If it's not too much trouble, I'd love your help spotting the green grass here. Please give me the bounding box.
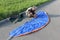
[0,0,50,21]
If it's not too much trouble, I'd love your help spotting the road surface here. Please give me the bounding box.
[0,0,60,40]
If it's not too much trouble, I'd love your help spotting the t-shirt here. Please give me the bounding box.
[25,7,32,16]
[26,7,36,16]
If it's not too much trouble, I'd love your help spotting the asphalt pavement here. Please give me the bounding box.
[0,0,60,40]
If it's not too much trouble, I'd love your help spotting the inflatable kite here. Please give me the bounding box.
[7,11,50,40]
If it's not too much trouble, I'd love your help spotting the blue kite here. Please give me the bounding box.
[7,11,50,40]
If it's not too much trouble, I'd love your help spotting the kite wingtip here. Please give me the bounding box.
[7,36,13,40]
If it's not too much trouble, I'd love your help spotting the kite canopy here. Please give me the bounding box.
[9,11,50,37]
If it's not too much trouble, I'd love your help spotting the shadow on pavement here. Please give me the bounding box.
[49,14,60,18]
[0,19,12,27]
[37,0,56,10]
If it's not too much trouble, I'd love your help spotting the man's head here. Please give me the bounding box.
[32,6,37,11]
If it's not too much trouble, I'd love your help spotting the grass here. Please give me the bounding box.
[0,0,50,21]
